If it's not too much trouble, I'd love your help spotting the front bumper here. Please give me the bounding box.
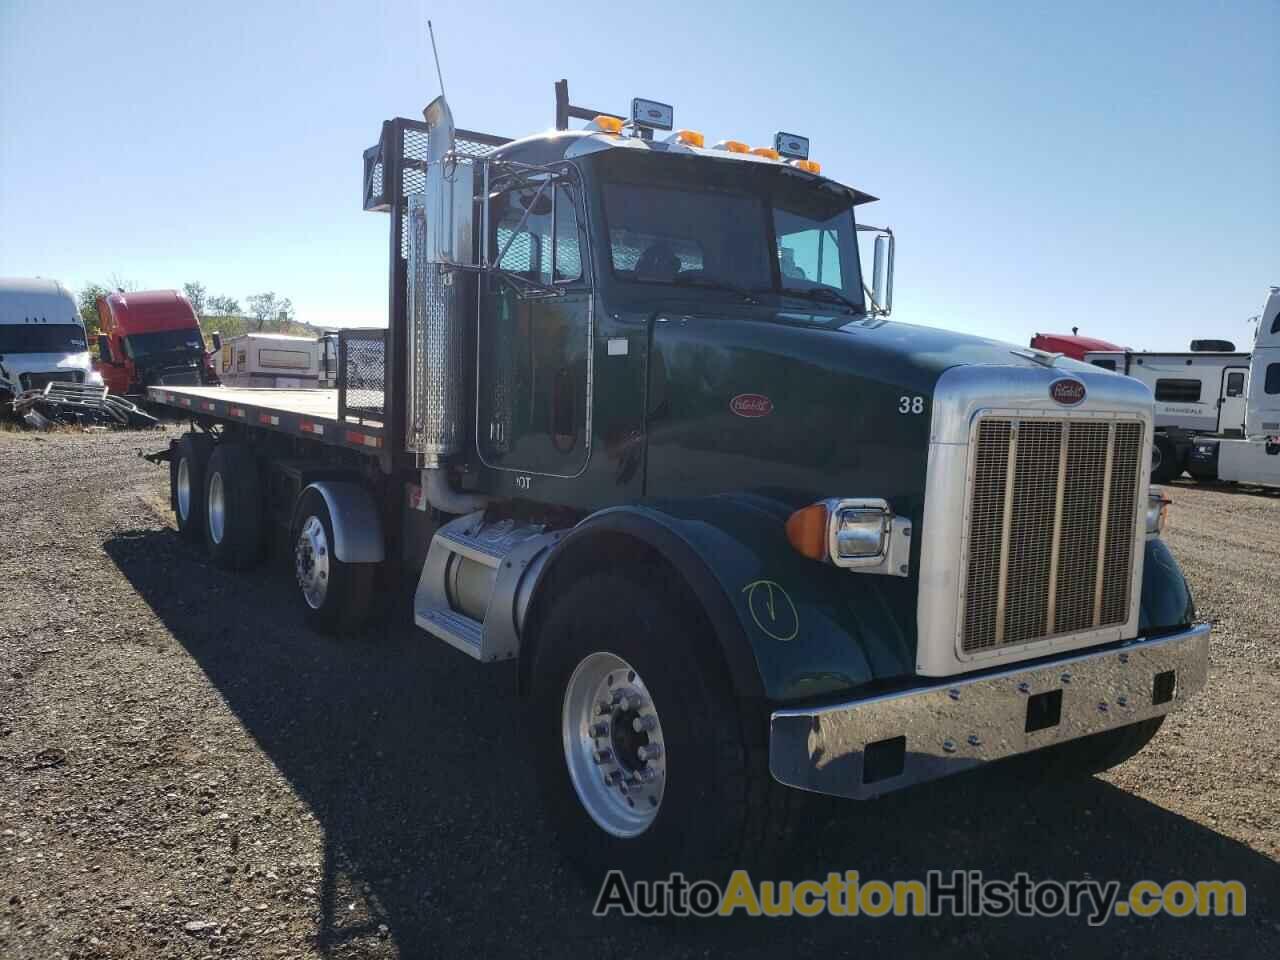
[770,623,1209,799]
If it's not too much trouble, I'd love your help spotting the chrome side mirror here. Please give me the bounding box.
[871,231,894,315]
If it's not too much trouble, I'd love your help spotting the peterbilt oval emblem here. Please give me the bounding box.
[1050,379,1086,406]
[730,394,773,418]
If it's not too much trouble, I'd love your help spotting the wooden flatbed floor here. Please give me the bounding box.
[148,385,387,453]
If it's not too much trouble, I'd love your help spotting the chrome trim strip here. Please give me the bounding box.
[1045,420,1070,634]
[1092,421,1117,627]
[770,623,1210,800]
[993,421,1019,646]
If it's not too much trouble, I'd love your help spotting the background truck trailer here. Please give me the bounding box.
[0,277,98,405]
[1085,343,1251,481]
[94,289,218,396]
[217,332,325,388]
[146,83,1207,880]
[1183,287,1280,487]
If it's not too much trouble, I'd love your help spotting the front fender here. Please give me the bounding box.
[539,495,917,704]
[1139,537,1196,632]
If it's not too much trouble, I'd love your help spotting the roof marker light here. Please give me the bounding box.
[789,159,822,174]
[751,147,781,160]
[589,115,624,134]
[668,129,705,148]
[713,139,750,153]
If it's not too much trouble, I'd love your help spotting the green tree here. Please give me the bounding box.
[207,294,240,316]
[183,281,208,316]
[246,292,278,330]
[78,283,110,336]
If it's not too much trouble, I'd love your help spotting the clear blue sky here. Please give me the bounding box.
[2,1,1275,348]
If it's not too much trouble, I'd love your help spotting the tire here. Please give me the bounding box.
[203,443,264,570]
[170,433,214,543]
[529,569,796,883]
[290,488,374,634]
[1151,437,1182,483]
[1009,716,1165,782]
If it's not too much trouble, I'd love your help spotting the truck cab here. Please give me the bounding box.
[0,277,97,405]
[94,289,216,396]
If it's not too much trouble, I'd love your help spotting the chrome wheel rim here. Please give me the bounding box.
[294,516,329,610]
[207,471,226,544]
[176,458,191,523]
[562,652,666,838]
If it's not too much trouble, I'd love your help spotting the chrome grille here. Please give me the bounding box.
[961,417,1145,654]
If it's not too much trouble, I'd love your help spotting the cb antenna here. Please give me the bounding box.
[427,20,447,100]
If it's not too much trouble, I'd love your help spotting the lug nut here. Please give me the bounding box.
[603,771,622,787]
[637,744,662,762]
[591,722,609,738]
[632,715,657,733]
[634,767,657,783]
[594,749,614,765]
[596,702,612,716]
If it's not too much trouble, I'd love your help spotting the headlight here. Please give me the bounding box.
[1146,489,1171,538]
[86,370,104,386]
[785,497,912,577]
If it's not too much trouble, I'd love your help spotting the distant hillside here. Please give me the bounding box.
[201,314,326,343]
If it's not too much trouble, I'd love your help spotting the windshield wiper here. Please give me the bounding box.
[670,275,758,303]
[769,285,862,312]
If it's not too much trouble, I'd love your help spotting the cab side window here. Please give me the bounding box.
[777,225,842,287]
[492,183,583,284]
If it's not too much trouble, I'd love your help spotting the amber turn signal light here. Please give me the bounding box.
[785,502,830,561]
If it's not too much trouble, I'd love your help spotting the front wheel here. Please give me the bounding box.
[290,489,374,634]
[530,570,795,883]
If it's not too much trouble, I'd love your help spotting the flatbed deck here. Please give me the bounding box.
[148,385,386,453]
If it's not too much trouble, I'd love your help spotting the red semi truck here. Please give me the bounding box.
[94,290,219,396]
[1030,331,1126,361]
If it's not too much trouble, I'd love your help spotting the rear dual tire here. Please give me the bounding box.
[203,443,264,570]
[170,433,215,542]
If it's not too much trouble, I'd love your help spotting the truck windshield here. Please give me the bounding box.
[600,154,865,312]
[124,328,204,360]
[0,324,87,354]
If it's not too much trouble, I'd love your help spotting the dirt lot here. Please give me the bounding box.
[1,426,1277,960]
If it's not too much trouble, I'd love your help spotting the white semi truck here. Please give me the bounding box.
[1178,287,1280,487]
[0,277,100,409]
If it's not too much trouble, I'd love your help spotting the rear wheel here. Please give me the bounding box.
[170,433,214,543]
[203,443,264,570]
[290,489,374,634]
[530,570,795,883]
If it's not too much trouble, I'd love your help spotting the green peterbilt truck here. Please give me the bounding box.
[148,83,1208,879]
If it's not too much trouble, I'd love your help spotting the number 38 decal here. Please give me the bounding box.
[899,395,926,415]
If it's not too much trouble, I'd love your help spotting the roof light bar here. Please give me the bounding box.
[751,146,781,160]
[713,139,750,153]
[790,159,821,174]
[774,132,810,160]
[668,129,705,148]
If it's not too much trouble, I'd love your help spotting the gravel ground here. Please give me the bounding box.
[0,426,1277,960]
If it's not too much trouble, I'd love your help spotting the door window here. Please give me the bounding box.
[1226,372,1245,397]
[492,182,583,284]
